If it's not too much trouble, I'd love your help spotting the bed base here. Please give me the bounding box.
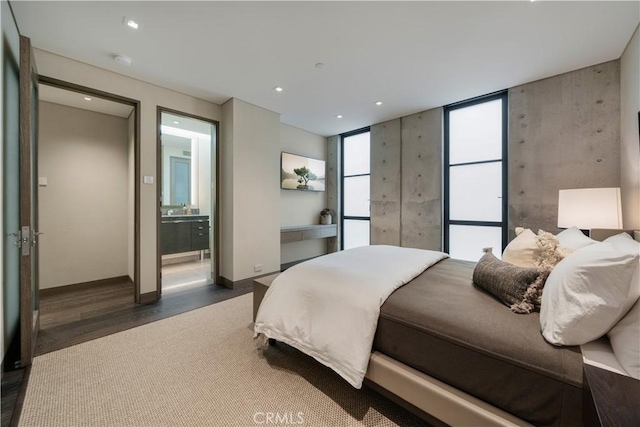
[365,352,532,427]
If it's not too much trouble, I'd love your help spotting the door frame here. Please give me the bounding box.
[156,106,221,298]
[37,75,143,304]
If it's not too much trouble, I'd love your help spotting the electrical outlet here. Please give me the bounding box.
[254,264,263,273]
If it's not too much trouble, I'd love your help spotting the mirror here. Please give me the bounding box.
[160,112,214,215]
[161,134,192,206]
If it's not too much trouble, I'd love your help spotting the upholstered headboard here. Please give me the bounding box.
[589,229,639,242]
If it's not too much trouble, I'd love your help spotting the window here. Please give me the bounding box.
[341,128,371,250]
[444,92,508,262]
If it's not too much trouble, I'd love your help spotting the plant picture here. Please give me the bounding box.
[281,152,326,192]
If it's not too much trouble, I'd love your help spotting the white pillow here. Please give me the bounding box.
[604,232,640,254]
[604,233,640,379]
[540,242,639,346]
[556,227,597,253]
[608,300,640,379]
[503,228,538,268]
[604,233,640,298]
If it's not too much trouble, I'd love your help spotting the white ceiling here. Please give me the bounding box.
[13,1,639,137]
[39,84,134,118]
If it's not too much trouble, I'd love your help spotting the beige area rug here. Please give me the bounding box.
[20,294,426,427]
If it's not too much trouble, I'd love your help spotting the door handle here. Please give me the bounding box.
[33,231,44,246]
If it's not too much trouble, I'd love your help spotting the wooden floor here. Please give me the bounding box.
[36,278,252,356]
[1,369,25,427]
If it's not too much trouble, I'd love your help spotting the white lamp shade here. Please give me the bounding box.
[558,188,623,229]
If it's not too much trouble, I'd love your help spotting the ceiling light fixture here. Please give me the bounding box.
[375,101,382,106]
[127,20,139,29]
[173,120,180,125]
[336,115,343,119]
[274,86,284,92]
[84,96,92,101]
[114,55,133,66]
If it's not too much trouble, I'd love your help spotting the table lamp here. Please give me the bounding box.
[557,188,623,232]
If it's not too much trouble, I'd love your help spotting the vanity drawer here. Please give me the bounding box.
[191,231,210,250]
[190,220,209,232]
[161,221,192,254]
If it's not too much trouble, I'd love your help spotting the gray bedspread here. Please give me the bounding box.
[375,258,583,426]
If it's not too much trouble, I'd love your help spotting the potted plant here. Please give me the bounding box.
[320,208,334,225]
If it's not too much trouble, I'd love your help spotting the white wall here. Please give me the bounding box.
[280,124,328,264]
[620,26,640,230]
[196,138,212,216]
[39,101,129,289]
[34,49,222,295]
[221,98,280,281]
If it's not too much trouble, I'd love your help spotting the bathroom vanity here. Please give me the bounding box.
[160,215,210,255]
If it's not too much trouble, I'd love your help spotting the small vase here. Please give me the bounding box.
[320,214,332,225]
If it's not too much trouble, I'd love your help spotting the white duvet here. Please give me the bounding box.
[254,245,448,388]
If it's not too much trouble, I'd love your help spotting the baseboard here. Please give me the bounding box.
[39,276,133,298]
[139,291,158,304]
[220,271,279,290]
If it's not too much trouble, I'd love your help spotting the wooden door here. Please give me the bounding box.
[19,35,39,367]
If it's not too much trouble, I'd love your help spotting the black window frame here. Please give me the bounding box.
[340,126,371,251]
[443,90,509,255]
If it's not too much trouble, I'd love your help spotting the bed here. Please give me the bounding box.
[371,259,581,426]
[254,230,639,426]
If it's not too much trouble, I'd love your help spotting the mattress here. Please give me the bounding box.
[375,258,583,426]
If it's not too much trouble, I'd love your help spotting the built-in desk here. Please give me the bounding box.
[280,224,337,244]
[280,224,338,270]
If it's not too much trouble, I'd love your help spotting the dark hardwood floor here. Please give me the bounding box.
[1,369,25,427]
[36,278,252,356]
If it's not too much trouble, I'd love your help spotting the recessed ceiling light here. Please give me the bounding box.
[114,55,133,66]
[84,96,92,101]
[127,20,139,29]
[336,115,343,119]
[315,63,324,69]
[274,86,284,92]
[375,101,382,106]
[173,120,180,125]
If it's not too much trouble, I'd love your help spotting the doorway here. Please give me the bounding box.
[35,77,141,337]
[157,108,219,295]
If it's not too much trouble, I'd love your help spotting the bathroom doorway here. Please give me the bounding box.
[157,108,219,295]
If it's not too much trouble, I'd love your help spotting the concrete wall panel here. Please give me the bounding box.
[509,60,621,235]
[401,108,442,250]
[370,119,401,245]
